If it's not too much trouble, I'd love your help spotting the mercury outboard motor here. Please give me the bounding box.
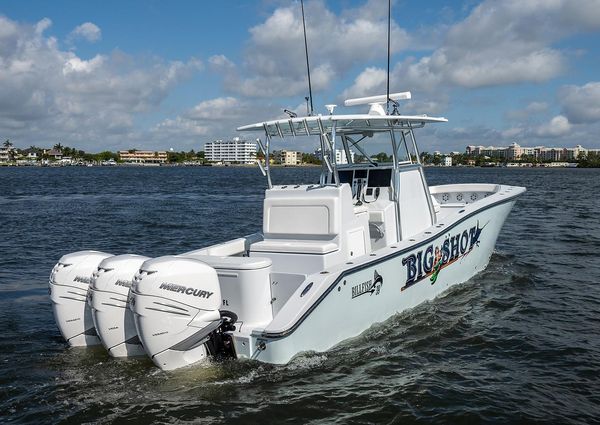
[49,250,113,346]
[88,254,149,357]
[131,256,232,370]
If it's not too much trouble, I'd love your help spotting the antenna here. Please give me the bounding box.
[301,0,314,116]
[386,0,391,114]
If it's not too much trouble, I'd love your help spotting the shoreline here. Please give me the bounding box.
[1,163,597,169]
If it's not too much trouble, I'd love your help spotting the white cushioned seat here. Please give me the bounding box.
[251,239,338,254]
[250,184,370,272]
[181,254,272,270]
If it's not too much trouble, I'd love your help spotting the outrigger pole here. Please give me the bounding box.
[386,0,391,114]
[301,0,314,116]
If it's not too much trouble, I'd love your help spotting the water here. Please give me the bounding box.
[1,166,599,424]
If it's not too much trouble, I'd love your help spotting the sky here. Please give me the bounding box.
[1,0,600,153]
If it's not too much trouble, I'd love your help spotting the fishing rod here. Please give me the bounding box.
[301,0,314,116]
[386,0,391,114]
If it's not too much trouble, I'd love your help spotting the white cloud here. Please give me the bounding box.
[506,101,549,120]
[442,48,564,88]
[341,67,387,99]
[221,0,411,98]
[501,127,524,138]
[62,55,105,74]
[69,22,102,43]
[560,82,600,124]
[35,17,52,35]
[535,115,572,137]
[525,102,549,114]
[208,54,234,70]
[344,0,600,100]
[153,117,209,138]
[0,16,202,150]
[186,97,241,120]
[150,96,288,148]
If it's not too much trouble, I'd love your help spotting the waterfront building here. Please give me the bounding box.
[315,148,355,164]
[335,149,355,164]
[45,149,63,160]
[0,146,15,163]
[443,156,452,167]
[466,143,600,161]
[465,145,507,158]
[24,150,39,160]
[119,150,167,164]
[564,145,588,160]
[204,137,256,164]
[273,150,302,166]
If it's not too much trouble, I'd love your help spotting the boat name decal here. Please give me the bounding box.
[401,221,487,290]
[159,282,214,299]
[115,279,132,288]
[352,270,383,299]
[73,276,92,284]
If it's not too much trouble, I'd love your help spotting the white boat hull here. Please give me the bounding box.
[243,196,518,364]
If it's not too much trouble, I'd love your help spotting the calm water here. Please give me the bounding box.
[1,166,599,424]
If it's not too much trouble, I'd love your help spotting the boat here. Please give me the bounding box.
[49,92,525,370]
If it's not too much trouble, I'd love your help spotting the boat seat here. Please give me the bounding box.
[181,254,272,270]
[364,187,398,250]
[250,184,370,272]
[251,239,338,254]
[183,233,264,257]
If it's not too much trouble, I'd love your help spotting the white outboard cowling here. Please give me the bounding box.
[131,256,224,370]
[49,251,113,346]
[88,254,149,357]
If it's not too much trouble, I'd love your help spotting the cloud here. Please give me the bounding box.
[150,96,288,148]
[501,127,524,138]
[341,67,387,99]
[69,22,102,43]
[0,15,202,150]
[185,96,241,120]
[62,55,105,74]
[535,115,572,137]
[208,54,234,70]
[152,117,209,140]
[344,0,600,100]
[506,101,549,120]
[220,0,411,98]
[560,82,600,124]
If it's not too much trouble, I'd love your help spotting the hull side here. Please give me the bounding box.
[251,199,516,364]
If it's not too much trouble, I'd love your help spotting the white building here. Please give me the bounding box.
[443,156,452,167]
[0,146,14,163]
[205,137,256,164]
[315,148,356,164]
[336,149,355,164]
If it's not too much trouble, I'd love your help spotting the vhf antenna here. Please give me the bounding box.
[386,0,391,114]
[301,0,314,116]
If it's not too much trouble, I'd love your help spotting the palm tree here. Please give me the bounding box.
[53,142,63,152]
[3,139,12,148]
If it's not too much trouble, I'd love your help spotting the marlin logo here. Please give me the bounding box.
[351,270,384,299]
